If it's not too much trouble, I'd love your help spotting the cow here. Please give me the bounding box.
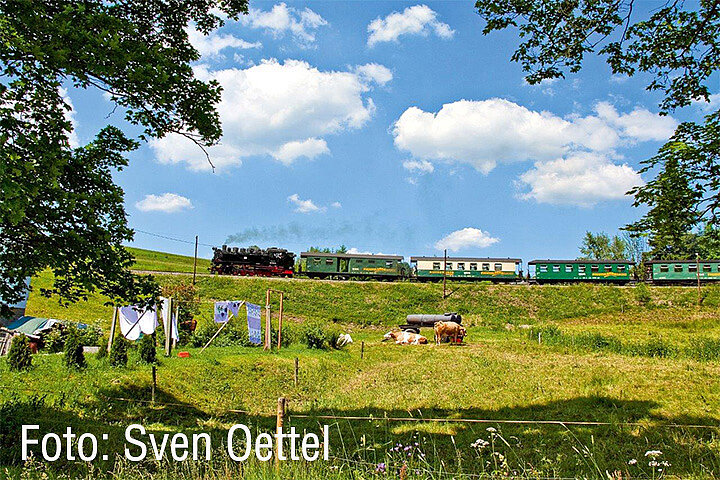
[383,330,428,345]
[433,321,466,345]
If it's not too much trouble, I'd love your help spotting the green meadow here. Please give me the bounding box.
[4,249,720,479]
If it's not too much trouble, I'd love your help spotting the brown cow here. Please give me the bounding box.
[433,321,466,345]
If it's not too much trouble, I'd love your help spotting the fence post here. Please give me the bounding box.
[276,397,286,470]
[361,341,365,359]
[151,365,157,404]
[107,307,118,354]
[294,357,299,386]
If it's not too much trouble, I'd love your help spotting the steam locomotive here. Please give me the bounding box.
[210,245,295,277]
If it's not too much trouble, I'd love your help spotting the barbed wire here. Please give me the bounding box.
[132,229,215,248]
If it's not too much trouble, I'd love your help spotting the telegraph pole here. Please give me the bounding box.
[696,252,701,305]
[193,235,199,285]
[443,249,448,299]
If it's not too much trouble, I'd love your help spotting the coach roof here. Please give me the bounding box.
[300,252,403,261]
[410,257,521,263]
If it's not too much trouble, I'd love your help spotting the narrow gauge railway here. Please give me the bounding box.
[208,245,720,285]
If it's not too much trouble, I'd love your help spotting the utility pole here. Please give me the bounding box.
[193,235,199,285]
[696,252,701,305]
[443,249,448,299]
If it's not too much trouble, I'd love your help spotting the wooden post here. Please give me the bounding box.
[275,397,286,470]
[265,290,271,351]
[151,365,157,404]
[696,252,702,305]
[107,307,118,353]
[277,293,284,350]
[164,298,172,357]
[294,357,299,386]
[361,341,365,359]
[443,249,448,299]
[193,235,199,285]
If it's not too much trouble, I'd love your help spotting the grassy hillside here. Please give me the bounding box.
[11,250,720,478]
[127,246,211,273]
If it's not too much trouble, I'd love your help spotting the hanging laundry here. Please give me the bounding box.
[118,305,158,341]
[159,297,180,341]
[227,300,243,317]
[246,303,262,345]
[214,301,230,323]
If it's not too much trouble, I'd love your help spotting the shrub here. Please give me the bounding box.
[109,337,128,367]
[6,335,32,371]
[43,327,65,353]
[302,323,328,349]
[96,337,108,360]
[635,283,653,306]
[138,334,157,364]
[63,327,86,369]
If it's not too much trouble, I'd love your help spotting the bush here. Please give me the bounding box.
[43,327,65,353]
[96,337,108,360]
[6,335,32,371]
[301,322,343,350]
[109,337,128,368]
[138,334,157,364]
[63,327,86,369]
[635,283,653,306]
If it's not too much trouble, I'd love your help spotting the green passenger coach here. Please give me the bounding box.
[647,259,720,283]
[529,259,633,283]
[411,257,521,282]
[300,252,409,280]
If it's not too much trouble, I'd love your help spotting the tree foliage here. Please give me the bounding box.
[578,231,628,260]
[108,336,128,368]
[476,0,720,257]
[63,326,86,370]
[0,0,248,315]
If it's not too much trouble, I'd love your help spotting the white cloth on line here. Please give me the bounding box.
[119,305,158,341]
[159,297,180,341]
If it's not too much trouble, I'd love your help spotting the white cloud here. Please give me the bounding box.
[331,202,342,208]
[354,63,393,86]
[392,98,676,174]
[697,93,720,112]
[186,27,261,58]
[402,159,434,174]
[59,87,80,148]
[517,152,644,207]
[240,3,328,47]
[151,59,386,170]
[288,194,325,214]
[274,138,329,165]
[367,4,454,47]
[434,228,499,252]
[135,193,194,213]
[594,101,677,142]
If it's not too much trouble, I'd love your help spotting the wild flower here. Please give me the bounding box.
[628,458,637,465]
[486,427,497,433]
[472,438,490,449]
[645,450,662,458]
[375,462,386,474]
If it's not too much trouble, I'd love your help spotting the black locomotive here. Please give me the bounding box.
[210,245,295,277]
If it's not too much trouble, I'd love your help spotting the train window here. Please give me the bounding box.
[433,262,441,269]
[494,263,502,271]
[385,261,393,267]
[313,258,321,265]
[591,265,599,272]
[688,264,698,272]
[703,264,712,272]
[604,265,612,272]
[539,265,548,273]
[660,265,669,272]
[552,265,560,272]
[445,263,453,270]
[578,265,586,274]
[470,263,477,270]
[482,263,490,271]
[325,259,334,265]
[368,259,375,264]
[674,264,683,272]
[457,263,465,270]
[618,265,626,272]
[565,265,573,272]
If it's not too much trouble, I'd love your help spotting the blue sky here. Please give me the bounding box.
[64,1,718,264]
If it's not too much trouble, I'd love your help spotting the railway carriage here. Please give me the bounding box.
[410,256,521,282]
[300,252,410,280]
[647,259,720,283]
[529,259,633,283]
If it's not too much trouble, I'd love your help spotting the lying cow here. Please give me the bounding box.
[434,321,466,345]
[383,330,428,345]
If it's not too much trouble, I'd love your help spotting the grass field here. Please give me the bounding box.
[126,247,211,273]
[5,251,720,479]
